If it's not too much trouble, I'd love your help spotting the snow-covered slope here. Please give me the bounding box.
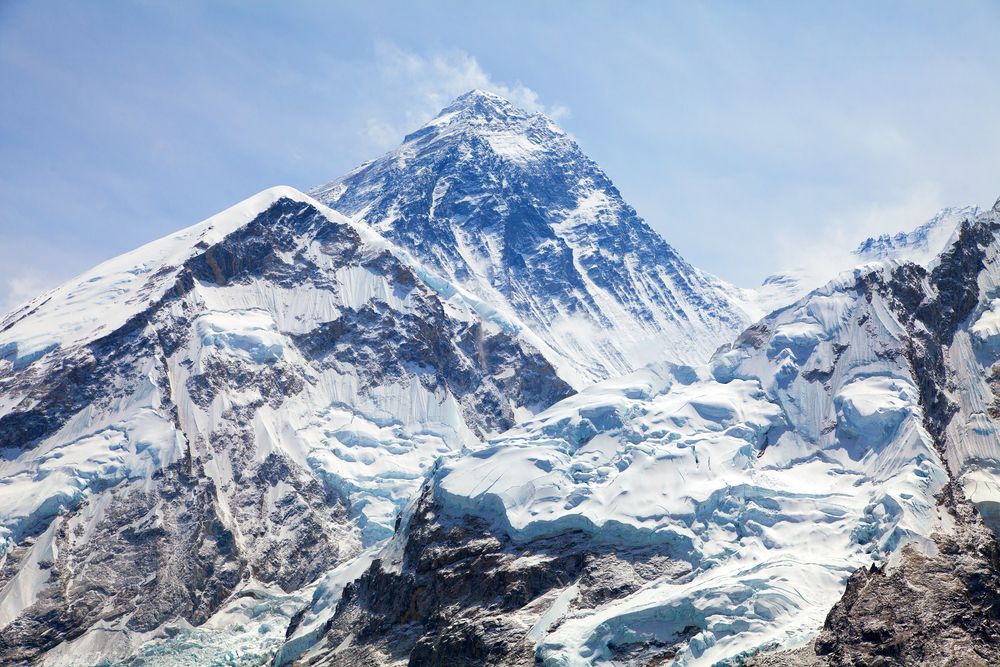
[312,90,757,386]
[295,204,1000,665]
[0,187,572,664]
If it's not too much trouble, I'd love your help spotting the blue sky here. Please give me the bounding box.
[3,1,1000,310]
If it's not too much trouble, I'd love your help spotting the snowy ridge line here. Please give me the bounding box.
[0,179,576,664]
[2,186,305,357]
[753,204,993,315]
[0,185,561,383]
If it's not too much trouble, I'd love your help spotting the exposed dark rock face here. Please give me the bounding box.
[814,492,1000,667]
[0,312,158,451]
[0,464,244,665]
[290,300,572,437]
[301,488,689,666]
[858,218,1000,452]
[186,355,306,408]
[773,215,1000,666]
[187,197,359,290]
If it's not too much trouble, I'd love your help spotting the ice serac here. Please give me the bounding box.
[297,206,1000,665]
[312,90,757,386]
[0,187,572,664]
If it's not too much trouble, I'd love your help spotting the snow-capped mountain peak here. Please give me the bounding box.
[12,86,1000,667]
[312,91,756,386]
[417,88,550,129]
[397,90,567,166]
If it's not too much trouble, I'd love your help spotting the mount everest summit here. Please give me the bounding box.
[312,91,760,386]
[1,90,999,666]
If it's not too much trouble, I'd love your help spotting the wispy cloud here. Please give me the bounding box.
[1,270,57,314]
[359,43,569,151]
[375,42,568,118]
[767,183,947,288]
[830,184,946,246]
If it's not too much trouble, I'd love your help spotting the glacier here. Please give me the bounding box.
[305,256,957,664]
[283,204,1000,666]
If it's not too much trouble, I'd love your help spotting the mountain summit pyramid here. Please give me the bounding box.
[313,90,757,386]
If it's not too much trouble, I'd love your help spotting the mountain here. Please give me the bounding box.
[312,90,758,386]
[287,203,1000,665]
[0,187,573,663]
[4,87,1000,667]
